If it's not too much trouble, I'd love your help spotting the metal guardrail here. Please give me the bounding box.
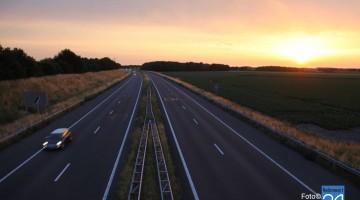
[225,105,360,177]
[128,122,150,200]
[148,85,174,200]
[0,100,80,144]
[150,120,174,200]
[128,86,174,200]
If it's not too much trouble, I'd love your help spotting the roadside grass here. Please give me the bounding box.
[157,72,360,172]
[117,74,180,199]
[0,69,129,139]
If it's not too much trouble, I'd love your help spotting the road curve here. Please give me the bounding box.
[147,72,360,200]
[0,73,142,200]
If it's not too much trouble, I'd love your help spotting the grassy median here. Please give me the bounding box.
[117,74,180,199]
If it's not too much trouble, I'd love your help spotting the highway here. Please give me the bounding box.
[0,73,142,200]
[1,71,359,200]
[147,72,360,200]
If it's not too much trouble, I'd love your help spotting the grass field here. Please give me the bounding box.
[164,71,360,130]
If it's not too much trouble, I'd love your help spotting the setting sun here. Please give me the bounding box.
[274,35,330,64]
[1,0,359,67]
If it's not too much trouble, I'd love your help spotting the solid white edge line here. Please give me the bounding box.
[54,163,71,182]
[214,144,224,155]
[69,77,133,129]
[151,76,200,200]
[0,148,44,182]
[0,77,132,183]
[94,126,101,134]
[166,76,318,195]
[102,76,143,200]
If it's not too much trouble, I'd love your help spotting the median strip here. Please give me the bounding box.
[117,74,180,200]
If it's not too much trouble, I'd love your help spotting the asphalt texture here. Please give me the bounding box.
[147,72,360,200]
[0,73,142,200]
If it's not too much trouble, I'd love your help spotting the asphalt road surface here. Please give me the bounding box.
[147,72,360,200]
[0,73,142,200]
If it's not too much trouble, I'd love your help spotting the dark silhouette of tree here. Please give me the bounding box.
[0,45,40,79]
[317,68,338,73]
[141,61,230,71]
[54,49,83,73]
[39,58,64,75]
[256,66,307,72]
[0,45,121,80]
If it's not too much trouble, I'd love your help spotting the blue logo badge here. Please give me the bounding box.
[322,185,344,200]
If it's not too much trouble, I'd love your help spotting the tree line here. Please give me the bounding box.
[232,66,360,72]
[141,61,230,71]
[0,45,121,80]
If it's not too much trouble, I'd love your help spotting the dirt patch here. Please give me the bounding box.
[297,124,360,144]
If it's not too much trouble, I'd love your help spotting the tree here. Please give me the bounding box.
[141,61,230,71]
[0,46,40,80]
[0,45,122,80]
[54,49,83,73]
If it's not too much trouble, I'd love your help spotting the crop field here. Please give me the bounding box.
[164,71,360,130]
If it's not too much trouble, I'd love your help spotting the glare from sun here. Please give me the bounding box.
[275,35,329,64]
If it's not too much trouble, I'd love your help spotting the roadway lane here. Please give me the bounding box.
[0,72,142,200]
[147,72,360,200]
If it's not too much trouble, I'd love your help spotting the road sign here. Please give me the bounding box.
[22,91,48,114]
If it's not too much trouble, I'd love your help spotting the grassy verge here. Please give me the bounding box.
[0,69,129,139]
[156,73,360,176]
[117,74,180,199]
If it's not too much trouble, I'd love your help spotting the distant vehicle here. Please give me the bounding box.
[43,128,73,150]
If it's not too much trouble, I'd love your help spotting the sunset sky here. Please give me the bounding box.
[1,0,359,68]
